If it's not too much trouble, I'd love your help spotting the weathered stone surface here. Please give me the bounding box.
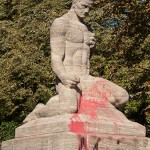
[16,110,145,138]
[2,1,150,150]
[23,0,129,124]
[2,132,150,150]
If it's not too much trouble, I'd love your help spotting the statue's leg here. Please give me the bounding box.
[37,95,61,117]
[96,77,129,108]
[34,84,80,117]
[23,103,45,123]
[23,84,81,124]
[56,83,80,114]
[23,95,59,123]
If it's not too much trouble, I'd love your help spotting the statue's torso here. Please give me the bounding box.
[64,19,90,76]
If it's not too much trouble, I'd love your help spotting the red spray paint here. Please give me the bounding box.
[68,78,124,149]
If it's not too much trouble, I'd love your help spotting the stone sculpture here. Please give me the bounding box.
[23,0,129,123]
[2,0,150,149]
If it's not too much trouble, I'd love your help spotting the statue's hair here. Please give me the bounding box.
[72,0,93,4]
[72,0,81,4]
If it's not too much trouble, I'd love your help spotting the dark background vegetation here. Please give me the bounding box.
[0,0,150,147]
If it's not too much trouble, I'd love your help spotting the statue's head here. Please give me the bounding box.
[71,0,93,18]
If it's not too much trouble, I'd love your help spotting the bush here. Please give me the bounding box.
[0,0,149,144]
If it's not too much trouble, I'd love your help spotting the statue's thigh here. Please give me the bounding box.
[100,78,129,106]
[90,76,129,107]
[57,83,78,105]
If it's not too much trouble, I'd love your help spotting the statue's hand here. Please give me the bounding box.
[59,73,80,88]
[84,32,96,48]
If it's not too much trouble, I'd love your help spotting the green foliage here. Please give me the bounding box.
[89,0,150,136]
[0,121,19,141]
[90,0,150,135]
[0,0,150,144]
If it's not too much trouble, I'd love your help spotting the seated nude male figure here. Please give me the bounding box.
[23,0,128,123]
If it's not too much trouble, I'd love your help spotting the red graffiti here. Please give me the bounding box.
[69,79,111,133]
[68,78,125,149]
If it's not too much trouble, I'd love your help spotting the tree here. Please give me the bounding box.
[0,0,149,144]
[88,0,150,136]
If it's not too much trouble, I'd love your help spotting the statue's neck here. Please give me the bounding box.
[68,9,84,23]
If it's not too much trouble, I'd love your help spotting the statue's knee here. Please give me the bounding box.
[121,89,129,104]
[109,96,116,105]
[115,89,129,108]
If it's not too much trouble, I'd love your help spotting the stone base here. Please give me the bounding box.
[2,113,150,150]
[2,132,150,150]
[1,106,149,150]
[15,113,145,138]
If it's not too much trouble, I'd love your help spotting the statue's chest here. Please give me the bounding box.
[65,21,88,43]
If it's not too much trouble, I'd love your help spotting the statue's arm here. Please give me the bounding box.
[50,18,67,79]
[90,45,96,59]
[50,18,79,87]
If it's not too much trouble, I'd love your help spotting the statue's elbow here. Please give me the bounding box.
[51,61,56,72]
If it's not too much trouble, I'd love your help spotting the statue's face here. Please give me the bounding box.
[73,0,93,18]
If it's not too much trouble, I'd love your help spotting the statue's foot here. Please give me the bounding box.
[23,103,45,123]
[23,95,60,123]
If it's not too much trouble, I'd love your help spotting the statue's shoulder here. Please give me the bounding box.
[51,14,69,28]
[50,14,70,35]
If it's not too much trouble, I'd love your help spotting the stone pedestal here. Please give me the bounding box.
[2,132,150,150]
[2,113,150,150]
